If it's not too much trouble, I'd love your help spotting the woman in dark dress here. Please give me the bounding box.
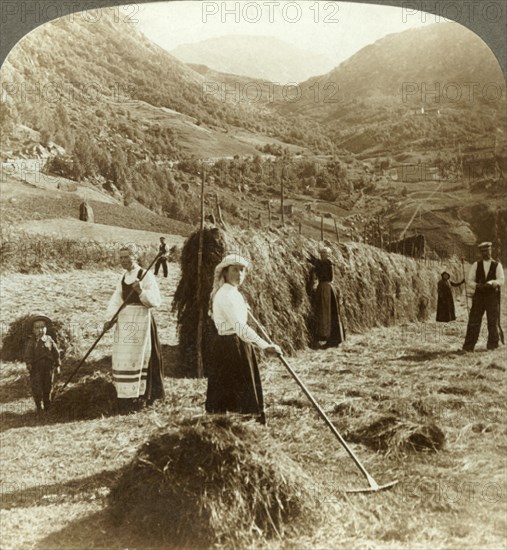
[309,246,345,349]
[104,244,165,413]
[436,271,464,322]
[205,254,281,425]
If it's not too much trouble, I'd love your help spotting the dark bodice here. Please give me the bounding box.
[122,268,144,304]
[314,259,334,283]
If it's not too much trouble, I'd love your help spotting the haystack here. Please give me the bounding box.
[1,314,78,362]
[172,227,226,374]
[51,372,117,420]
[79,200,94,223]
[173,227,451,375]
[108,416,322,548]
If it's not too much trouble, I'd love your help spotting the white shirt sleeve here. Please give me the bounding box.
[467,262,478,293]
[489,262,505,287]
[217,290,270,350]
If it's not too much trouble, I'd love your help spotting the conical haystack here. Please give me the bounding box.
[108,416,323,547]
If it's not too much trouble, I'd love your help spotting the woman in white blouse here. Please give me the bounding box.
[104,244,165,413]
[206,253,281,424]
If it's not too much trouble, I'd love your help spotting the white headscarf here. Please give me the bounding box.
[209,253,250,313]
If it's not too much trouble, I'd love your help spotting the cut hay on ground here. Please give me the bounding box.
[108,415,323,548]
[344,413,445,455]
[173,226,460,375]
[51,372,117,420]
[1,314,79,362]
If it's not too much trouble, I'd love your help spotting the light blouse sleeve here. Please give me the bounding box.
[138,270,162,308]
[220,293,270,350]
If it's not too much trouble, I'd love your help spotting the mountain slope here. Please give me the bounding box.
[273,22,506,154]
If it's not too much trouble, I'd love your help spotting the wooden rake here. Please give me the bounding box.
[249,312,398,493]
[53,252,160,400]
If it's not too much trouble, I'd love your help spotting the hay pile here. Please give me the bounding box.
[344,413,445,455]
[173,227,458,374]
[172,227,226,373]
[1,314,78,362]
[52,372,117,420]
[108,416,322,547]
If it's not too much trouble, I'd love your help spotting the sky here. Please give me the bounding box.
[136,1,435,67]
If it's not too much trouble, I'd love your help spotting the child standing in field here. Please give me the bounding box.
[24,315,61,412]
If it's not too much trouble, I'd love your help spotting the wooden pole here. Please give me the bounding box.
[280,168,285,226]
[268,201,272,227]
[299,221,302,235]
[196,165,205,378]
[334,218,340,242]
[215,193,225,227]
[320,216,324,241]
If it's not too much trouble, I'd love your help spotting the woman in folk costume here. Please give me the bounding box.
[206,254,281,425]
[436,271,464,322]
[104,244,165,413]
[309,245,345,349]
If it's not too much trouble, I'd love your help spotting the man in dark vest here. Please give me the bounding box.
[154,236,169,278]
[462,242,504,351]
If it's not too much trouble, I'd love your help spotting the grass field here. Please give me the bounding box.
[0,178,192,237]
[1,266,506,549]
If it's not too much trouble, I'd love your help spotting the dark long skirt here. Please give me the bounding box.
[118,316,165,413]
[205,334,265,421]
[313,282,345,347]
[145,315,165,403]
[436,285,456,322]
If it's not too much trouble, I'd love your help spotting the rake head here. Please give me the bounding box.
[346,480,399,494]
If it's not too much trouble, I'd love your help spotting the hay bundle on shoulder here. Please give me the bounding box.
[1,314,78,362]
[108,416,322,547]
[52,372,117,420]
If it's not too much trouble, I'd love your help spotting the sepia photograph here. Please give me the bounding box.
[0,0,506,548]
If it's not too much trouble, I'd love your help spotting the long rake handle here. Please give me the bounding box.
[249,313,380,490]
[55,253,160,397]
[461,258,470,315]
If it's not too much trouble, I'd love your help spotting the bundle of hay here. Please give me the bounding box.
[1,314,78,362]
[172,227,226,374]
[108,416,322,547]
[344,413,445,455]
[52,372,117,420]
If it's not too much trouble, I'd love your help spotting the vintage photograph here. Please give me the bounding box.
[0,0,506,548]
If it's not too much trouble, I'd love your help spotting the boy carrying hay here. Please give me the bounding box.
[24,315,61,412]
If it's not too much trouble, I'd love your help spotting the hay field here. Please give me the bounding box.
[1,264,506,549]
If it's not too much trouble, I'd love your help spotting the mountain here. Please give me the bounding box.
[0,9,335,220]
[171,35,335,84]
[1,14,505,257]
[274,22,506,154]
